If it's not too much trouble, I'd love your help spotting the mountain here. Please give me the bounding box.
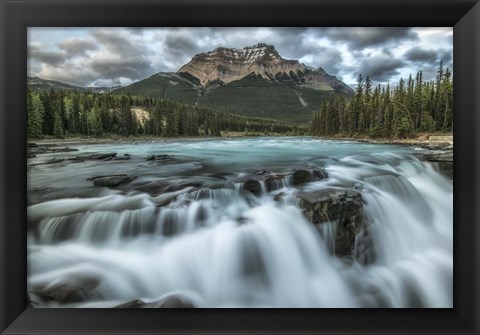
[178,43,353,95]
[114,43,353,123]
[27,76,121,93]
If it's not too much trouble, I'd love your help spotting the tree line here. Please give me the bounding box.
[27,90,307,139]
[311,61,453,138]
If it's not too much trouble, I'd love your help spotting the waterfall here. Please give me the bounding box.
[27,140,452,308]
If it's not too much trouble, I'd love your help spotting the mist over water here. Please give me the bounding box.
[27,137,453,308]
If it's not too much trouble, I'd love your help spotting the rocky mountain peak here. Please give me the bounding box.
[178,43,305,86]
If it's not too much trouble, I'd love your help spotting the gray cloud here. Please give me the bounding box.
[58,38,98,56]
[28,45,64,66]
[28,27,450,87]
[164,32,201,58]
[358,56,406,82]
[90,58,152,80]
[404,47,437,62]
[403,47,453,81]
[300,47,344,74]
[440,50,452,64]
[320,27,417,50]
[90,29,150,57]
[87,29,154,82]
[38,66,100,87]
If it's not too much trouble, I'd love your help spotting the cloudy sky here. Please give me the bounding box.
[28,27,452,88]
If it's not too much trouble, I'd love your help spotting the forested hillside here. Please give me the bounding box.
[27,90,306,139]
[311,62,453,138]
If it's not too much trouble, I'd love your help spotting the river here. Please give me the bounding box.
[27,137,453,308]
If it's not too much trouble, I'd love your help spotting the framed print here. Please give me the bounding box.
[1,0,479,334]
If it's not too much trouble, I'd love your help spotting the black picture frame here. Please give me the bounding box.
[1,0,479,334]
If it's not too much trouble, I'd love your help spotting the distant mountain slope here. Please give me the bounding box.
[113,73,200,104]
[197,74,335,123]
[27,76,121,93]
[28,76,84,92]
[115,43,353,123]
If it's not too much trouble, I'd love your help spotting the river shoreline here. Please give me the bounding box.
[28,133,453,148]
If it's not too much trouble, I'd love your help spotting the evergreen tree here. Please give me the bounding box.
[27,90,44,138]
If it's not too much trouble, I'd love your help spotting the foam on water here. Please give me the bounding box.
[27,138,452,308]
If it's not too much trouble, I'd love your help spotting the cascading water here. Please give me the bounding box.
[27,137,452,308]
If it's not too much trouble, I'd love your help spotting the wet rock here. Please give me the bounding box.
[156,154,174,160]
[146,154,177,162]
[242,179,262,196]
[292,169,328,186]
[420,150,453,179]
[313,169,328,179]
[50,146,79,153]
[292,169,311,185]
[264,175,285,191]
[422,150,453,162]
[27,293,34,308]
[31,276,101,304]
[113,156,131,161]
[86,152,117,160]
[115,294,196,308]
[115,299,145,308]
[88,174,137,187]
[68,152,117,162]
[421,142,451,150]
[436,162,453,179]
[273,192,286,202]
[298,188,364,257]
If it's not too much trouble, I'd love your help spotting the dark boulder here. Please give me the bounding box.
[292,169,311,185]
[298,188,365,257]
[44,158,63,164]
[242,179,262,196]
[420,150,453,179]
[85,152,117,160]
[51,146,79,153]
[264,175,285,191]
[67,152,117,162]
[115,294,196,308]
[146,154,176,162]
[30,276,101,304]
[156,154,174,160]
[292,169,328,186]
[273,192,286,202]
[422,150,453,162]
[115,299,145,308]
[88,174,137,187]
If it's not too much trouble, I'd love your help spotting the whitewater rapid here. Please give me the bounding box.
[27,138,453,308]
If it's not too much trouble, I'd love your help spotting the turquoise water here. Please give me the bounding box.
[27,137,452,308]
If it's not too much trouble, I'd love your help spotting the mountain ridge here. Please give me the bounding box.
[27,76,122,93]
[177,43,353,95]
